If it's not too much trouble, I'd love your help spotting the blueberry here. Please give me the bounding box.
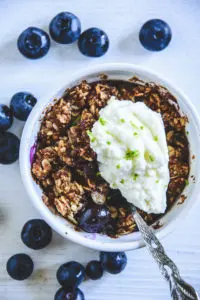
[49,12,81,44]
[139,19,172,51]
[78,28,109,57]
[21,219,52,250]
[100,252,127,274]
[79,205,110,233]
[0,132,20,164]
[17,27,50,59]
[6,254,33,280]
[0,105,13,131]
[55,287,84,300]
[10,92,37,121]
[56,261,85,290]
[86,260,103,280]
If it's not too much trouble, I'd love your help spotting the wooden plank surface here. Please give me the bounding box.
[0,0,200,299]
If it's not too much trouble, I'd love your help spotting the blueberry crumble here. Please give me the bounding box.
[31,77,189,238]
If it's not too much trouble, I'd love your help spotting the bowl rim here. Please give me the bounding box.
[20,62,200,251]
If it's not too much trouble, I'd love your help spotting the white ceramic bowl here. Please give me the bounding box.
[20,63,200,252]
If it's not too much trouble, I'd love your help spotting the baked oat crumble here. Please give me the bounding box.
[32,79,190,238]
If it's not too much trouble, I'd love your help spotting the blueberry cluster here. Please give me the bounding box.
[0,92,37,164]
[17,13,172,60]
[6,219,127,299]
[7,219,52,282]
[18,12,109,58]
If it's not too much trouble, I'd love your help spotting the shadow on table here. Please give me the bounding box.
[0,39,27,65]
[0,36,89,65]
[118,30,153,60]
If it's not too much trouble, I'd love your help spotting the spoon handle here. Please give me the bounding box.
[132,207,199,300]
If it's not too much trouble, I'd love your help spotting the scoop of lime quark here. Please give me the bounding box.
[87,97,170,214]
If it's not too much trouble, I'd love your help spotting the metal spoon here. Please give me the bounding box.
[131,204,199,300]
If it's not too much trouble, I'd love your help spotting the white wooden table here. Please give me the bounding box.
[0,0,200,299]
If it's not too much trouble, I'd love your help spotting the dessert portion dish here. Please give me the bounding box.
[31,77,189,238]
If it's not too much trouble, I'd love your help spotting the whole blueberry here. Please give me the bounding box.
[10,92,37,121]
[17,27,50,59]
[49,12,81,44]
[0,132,20,164]
[78,27,109,57]
[55,287,84,300]
[56,261,85,290]
[79,205,110,233]
[86,260,103,280]
[21,219,52,250]
[0,105,13,131]
[139,19,172,51]
[100,252,127,274]
[6,254,33,280]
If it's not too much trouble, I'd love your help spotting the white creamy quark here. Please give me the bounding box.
[88,97,170,214]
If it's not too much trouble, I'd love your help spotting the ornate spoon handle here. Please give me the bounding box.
[131,206,199,300]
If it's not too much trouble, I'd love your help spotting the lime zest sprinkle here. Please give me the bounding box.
[133,132,138,136]
[133,173,139,181]
[106,131,122,144]
[120,118,125,123]
[154,136,158,142]
[96,172,101,176]
[99,117,106,126]
[144,150,154,162]
[116,164,121,169]
[107,141,111,145]
[120,179,125,184]
[86,130,96,142]
[149,155,154,162]
[71,115,81,126]
[156,179,159,183]
[186,131,189,135]
[130,121,139,129]
[107,196,111,200]
[140,126,144,130]
[185,179,189,186]
[124,149,140,160]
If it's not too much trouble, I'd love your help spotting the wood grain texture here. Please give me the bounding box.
[0,0,200,299]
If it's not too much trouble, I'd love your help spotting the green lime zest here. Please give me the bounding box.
[133,173,139,181]
[133,132,138,136]
[96,172,101,177]
[144,150,154,162]
[140,125,144,130]
[111,183,117,188]
[107,141,111,145]
[99,117,106,126]
[106,131,122,144]
[149,155,154,162]
[120,118,125,123]
[116,164,121,169]
[86,130,96,143]
[130,121,139,129]
[154,136,158,142]
[70,115,81,127]
[120,179,125,184]
[124,149,140,160]
[185,179,189,186]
